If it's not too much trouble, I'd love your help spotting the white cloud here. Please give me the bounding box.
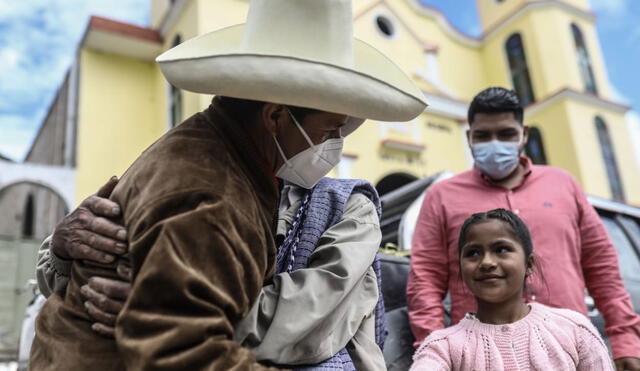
[0,0,148,161]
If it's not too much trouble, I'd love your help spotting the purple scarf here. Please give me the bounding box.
[275,178,386,370]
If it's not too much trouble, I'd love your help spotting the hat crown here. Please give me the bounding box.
[241,0,354,68]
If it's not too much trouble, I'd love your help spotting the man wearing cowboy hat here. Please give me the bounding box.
[29,0,427,369]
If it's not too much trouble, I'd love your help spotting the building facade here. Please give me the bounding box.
[26,0,640,206]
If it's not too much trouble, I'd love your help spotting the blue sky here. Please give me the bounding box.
[0,0,638,161]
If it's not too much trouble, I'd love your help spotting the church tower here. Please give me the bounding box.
[476,0,610,103]
[475,0,635,202]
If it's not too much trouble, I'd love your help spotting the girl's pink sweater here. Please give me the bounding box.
[411,303,613,371]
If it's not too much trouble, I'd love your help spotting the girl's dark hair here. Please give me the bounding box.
[457,208,549,299]
[457,208,533,259]
[217,96,322,124]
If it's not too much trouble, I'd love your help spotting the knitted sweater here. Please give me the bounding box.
[411,303,614,371]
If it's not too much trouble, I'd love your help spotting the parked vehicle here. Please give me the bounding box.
[378,172,640,370]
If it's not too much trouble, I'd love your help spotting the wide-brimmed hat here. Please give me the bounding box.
[156,0,428,132]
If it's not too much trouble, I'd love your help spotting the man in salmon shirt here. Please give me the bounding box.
[407,87,640,371]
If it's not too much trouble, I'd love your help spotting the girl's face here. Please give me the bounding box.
[460,219,532,305]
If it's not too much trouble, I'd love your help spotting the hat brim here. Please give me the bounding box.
[157,24,428,122]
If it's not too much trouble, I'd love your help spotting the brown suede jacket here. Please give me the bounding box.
[30,98,285,370]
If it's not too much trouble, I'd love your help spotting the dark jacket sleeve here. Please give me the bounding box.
[115,192,285,370]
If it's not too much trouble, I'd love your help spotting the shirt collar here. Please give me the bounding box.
[473,156,533,188]
[278,181,306,214]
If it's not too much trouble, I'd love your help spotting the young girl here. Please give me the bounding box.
[411,208,613,371]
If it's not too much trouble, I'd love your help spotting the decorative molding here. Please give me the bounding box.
[414,70,461,101]
[482,0,596,41]
[381,139,425,152]
[421,91,469,120]
[526,88,630,116]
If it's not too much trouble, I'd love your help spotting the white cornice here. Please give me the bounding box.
[422,92,469,120]
[526,89,630,116]
[381,139,425,152]
[84,29,163,61]
[482,0,596,41]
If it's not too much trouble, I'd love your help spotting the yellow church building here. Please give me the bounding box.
[28,0,640,207]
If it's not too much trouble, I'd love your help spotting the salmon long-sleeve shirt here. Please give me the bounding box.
[407,157,640,360]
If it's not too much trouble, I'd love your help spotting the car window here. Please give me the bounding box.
[600,216,640,282]
[617,216,640,253]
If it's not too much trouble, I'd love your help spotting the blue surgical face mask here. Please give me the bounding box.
[471,140,521,180]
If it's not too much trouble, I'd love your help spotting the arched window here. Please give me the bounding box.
[524,126,547,165]
[22,194,35,238]
[595,117,624,202]
[505,33,535,106]
[169,34,183,128]
[571,24,598,95]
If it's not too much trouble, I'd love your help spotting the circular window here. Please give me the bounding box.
[376,16,395,37]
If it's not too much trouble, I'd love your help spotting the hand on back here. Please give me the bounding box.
[52,176,132,338]
[51,176,127,263]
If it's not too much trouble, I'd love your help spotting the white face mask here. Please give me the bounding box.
[273,110,344,189]
[471,140,521,180]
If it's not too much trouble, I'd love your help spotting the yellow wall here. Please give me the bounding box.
[379,0,487,101]
[476,0,591,31]
[71,0,639,205]
[480,4,611,102]
[75,49,165,203]
[343,112,469,185]
[525,100,581,177]
[477,0,527,31]
[563,100,640,205]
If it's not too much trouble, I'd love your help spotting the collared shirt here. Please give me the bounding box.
[407,157,640,359]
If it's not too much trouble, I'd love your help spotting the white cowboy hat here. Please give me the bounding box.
[156,0,428,132]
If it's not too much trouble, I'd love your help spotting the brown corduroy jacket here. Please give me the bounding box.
[30,99,285,370]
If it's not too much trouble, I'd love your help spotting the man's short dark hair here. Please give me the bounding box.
[467,87,523,125]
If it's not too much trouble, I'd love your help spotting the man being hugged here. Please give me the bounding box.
[30,0,427,369]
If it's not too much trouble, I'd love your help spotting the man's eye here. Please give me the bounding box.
[498,132,518,140]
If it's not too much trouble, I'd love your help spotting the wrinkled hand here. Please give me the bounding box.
[81,277,132,338]
[616,357,640,371]
[51,176,127,263]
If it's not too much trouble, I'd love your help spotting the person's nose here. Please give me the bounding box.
[479,253,497,270]
[330,127,342,139]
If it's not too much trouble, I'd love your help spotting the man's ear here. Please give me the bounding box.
[260,103,288,137]
[522,125,530,146]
